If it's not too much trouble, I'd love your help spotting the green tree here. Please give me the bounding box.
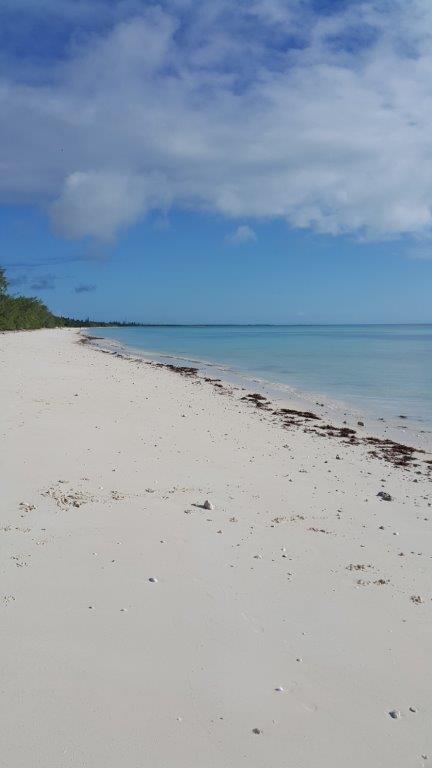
[0,263,133,329]
[0,266,8,295]
[0,265,61,331]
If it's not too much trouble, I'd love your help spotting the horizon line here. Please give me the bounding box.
[86,322,432,328]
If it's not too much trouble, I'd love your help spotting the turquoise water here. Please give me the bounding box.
[93,325,432,425]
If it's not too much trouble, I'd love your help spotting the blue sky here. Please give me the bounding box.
[2,0,432,323]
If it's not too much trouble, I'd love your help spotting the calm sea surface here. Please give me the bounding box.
[93,325,432,426]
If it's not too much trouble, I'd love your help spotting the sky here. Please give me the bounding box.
[1,0,432,323]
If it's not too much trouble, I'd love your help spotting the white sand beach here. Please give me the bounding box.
[1,328,431,767]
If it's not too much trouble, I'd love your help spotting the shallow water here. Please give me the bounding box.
[93,325,432,427]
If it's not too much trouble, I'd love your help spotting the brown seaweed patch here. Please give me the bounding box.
[317,424,357,438]
[276,408,320,420]
[363,437,423,468]
[156,363,199,377]
[241,393,272,409]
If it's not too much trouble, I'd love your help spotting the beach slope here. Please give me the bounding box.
[1,328,431,767]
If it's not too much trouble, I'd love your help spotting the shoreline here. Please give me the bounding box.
[83,330,432,460]
[84,325,432,440]
[2,327,431,767]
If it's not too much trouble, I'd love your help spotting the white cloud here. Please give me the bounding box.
[227,225,257,244]
[50,170,171,240]
[1,2,432,241]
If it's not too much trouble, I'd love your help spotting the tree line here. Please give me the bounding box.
[0,267,107,331]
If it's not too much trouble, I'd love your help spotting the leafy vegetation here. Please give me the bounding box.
[0,267,7,296]
[0,267,104,331]
[0,266,151,331]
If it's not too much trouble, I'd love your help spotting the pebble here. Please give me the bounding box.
[377,491,393,502]
[203,500,214,510]
[252,727,262,735]
[148,577,158,583]
[275,686,284,692]
[389,709,401,719]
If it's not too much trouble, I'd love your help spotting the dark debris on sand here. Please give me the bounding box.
[85,334,431,477]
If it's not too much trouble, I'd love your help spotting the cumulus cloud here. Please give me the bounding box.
[227,225,257,244]
[1,1,432,241]
[51,170,171,241]
[74,282,97,293]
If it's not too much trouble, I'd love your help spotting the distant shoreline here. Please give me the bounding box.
[83,329,432,461]
[85,325,432,452]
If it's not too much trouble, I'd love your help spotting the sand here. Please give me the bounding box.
[1,327,431,767]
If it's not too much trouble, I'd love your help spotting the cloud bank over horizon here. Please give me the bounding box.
[2,0,432,242]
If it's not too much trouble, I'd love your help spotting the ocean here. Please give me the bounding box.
[92,324,432,428]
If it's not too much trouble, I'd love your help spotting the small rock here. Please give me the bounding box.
[252,727,262,735]
[203,500,214,510]
[357,421,365,427]
[275,686,284,692]
[377,491,393,502]
[409,706,417,713]
[148,577,158,583]
[389,709,401,719]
